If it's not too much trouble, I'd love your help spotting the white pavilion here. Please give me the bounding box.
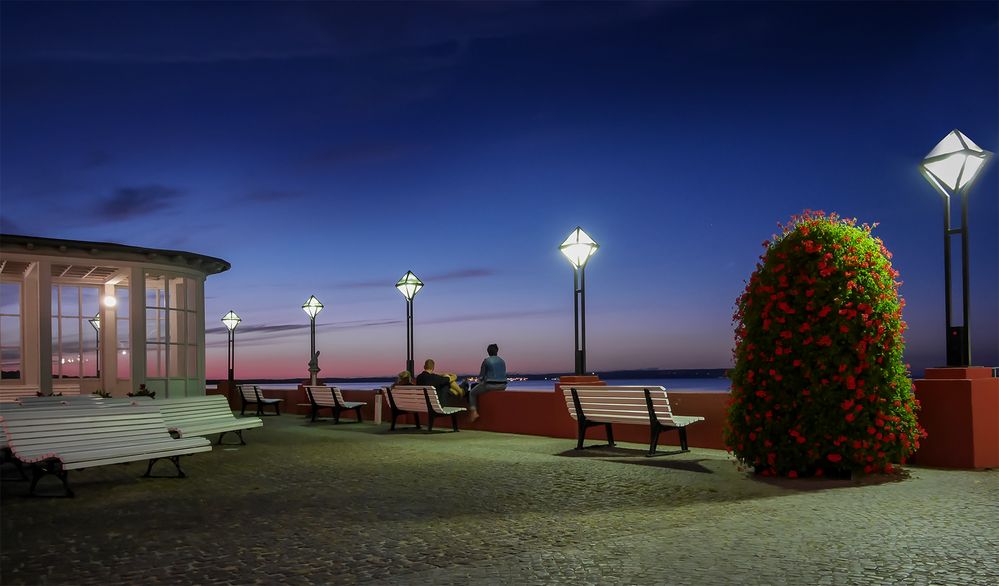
[0,234,229,397]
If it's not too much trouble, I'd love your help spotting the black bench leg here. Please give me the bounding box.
[451,414,459,432]
[413,414,421,429]
[353,406,363,423]
[575,420,588,450]
[311,405,318,422]
[390,411,399,431]
[145,456,186,478]
[217,430,245,446]
[333,406,341,424]
[647,425,661,457]
[29,462,74,498]
[427,413,435,432]
[679,428,689,452]
[241,400,247,416]
[605,423,615,447]
[275,403,281,416]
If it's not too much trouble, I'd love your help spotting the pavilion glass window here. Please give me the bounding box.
[51,284,99,380]
[0,282,22,382]
[115,286,130,380]
[145,274,199,396]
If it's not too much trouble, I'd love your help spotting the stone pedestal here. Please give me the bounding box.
[913,367,998,469]
[554,375,605,394]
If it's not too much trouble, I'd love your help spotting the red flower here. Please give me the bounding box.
[827,454,842,463]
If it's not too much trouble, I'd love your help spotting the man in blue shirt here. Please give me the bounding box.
[468,343,507,422]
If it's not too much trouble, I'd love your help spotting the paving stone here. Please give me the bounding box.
[2,414,997,584]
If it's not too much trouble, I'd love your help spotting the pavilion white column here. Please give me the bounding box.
[128,266,146,393]
[30,260,53,395]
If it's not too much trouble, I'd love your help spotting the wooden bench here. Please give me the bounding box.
[237,384,282,416]
[155,395,263,445]
[385,385,466,432]
[303,385,366,423]
[0,404,212,496]
[563,385,705,456]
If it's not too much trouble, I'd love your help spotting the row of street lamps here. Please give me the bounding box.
[221,226,601,385]
[219,129,991,385]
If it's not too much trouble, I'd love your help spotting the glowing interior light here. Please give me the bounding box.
[302,295,324,319]
[221,310,241,331]
[395,271,424,301]
[921,129,992,193]
[103,295,118,308]
[560,226,599,269]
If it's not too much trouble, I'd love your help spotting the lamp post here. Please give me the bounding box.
[88,313,100,378]
[221,310,241,385]
[395,271,424,376]
[302,295,324,385]
[560,227,599,375]
[919,129,993,367]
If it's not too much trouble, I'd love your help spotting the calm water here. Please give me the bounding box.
[218,378,730,393]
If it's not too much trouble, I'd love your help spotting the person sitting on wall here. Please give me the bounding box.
[415,359,464,405]
[467,343,507,423]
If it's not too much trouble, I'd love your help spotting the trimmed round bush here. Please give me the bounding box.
[726,211,925,477]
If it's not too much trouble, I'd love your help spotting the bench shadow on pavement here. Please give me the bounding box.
[555,446,715,474]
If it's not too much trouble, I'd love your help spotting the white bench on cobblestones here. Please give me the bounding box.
[237,384,282,416]
[385,386,466,432]
[155,395,262,445]
[564,386,705,456]
[303,385,365,423]
[1,388,80,403]
[0,404,212,497]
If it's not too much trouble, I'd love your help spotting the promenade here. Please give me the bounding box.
[2,414,997,585]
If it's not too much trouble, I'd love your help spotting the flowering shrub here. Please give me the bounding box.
[726,211,925,477]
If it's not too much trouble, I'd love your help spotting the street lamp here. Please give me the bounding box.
[920,129,993,367]
[560,226,599,375]
[221,310,241,385]
[89,313,100,378]
[395,271,424,376]
[302,295,324,385]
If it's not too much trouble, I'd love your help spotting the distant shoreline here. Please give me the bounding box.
[208,368,730,385]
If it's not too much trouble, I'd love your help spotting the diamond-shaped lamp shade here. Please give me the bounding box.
[921,129,993,195]
[221,310,241,332]
[302,295,324,319]
[89,314,100,332]
[560,227,599,269]
[395,271,424,301]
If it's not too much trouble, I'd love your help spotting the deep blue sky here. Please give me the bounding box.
[2,1,996,378]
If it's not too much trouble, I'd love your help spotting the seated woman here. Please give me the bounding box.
[393,371,415,387]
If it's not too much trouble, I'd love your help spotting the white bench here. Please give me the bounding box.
[563,385,705,456]
[237,384,282,416]
[303,385,366,423]
[1,387,79,403]
[0,404,212,496]
[155,395,263,445]
[385,385,466,432]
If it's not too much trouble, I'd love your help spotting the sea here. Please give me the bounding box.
[211,378,731,393]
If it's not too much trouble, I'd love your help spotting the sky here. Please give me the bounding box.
[1,1,997,380]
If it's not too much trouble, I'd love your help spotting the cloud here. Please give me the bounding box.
[342,268,496,288]
[97,185,184,221]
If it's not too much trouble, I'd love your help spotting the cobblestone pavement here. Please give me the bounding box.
[2,414,997,585]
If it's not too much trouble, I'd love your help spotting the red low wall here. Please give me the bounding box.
[913,367,999,469]
[467,388,729,450]
[210,381,730,450]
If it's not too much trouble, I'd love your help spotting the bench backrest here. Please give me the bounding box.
[237,384,260,401]
[155,395,234,423]
[0,404,177,464]
[303,385,334,406]
[388,386,446,414]
[564,385,679,425]
[0,388,38,403]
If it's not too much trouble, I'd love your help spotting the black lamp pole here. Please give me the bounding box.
[921,130,992,367]
[573,264,587,375]
[405,297,415,376]
[227,327,235,384]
